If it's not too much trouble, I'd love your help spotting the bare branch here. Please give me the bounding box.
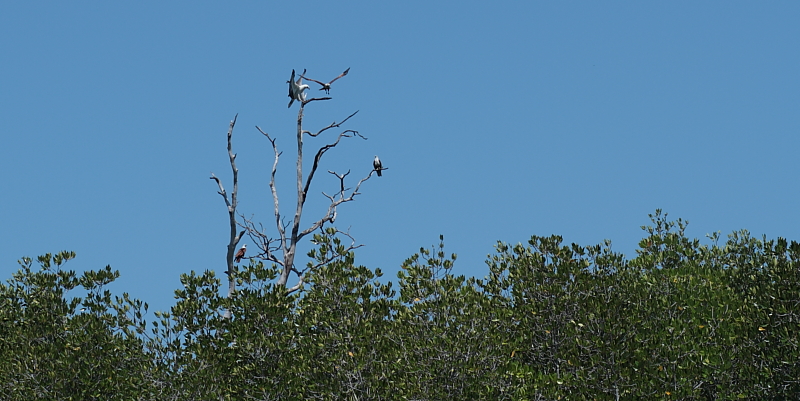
[209,174,228,204]
[238,213,283,266]
[309,110,360,137]
[328,170,352,197]
[228,114,239,215]
[255,125,287,255]
[297,168,376,241]
[331,168,379,200]
[302,129,366,202]
[210,114,246,317]
[301,97,332,106]
[277,104,308,287]
[285,275,305,294]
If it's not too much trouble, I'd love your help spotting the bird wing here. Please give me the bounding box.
[328,67,350,84]
[288,70,296,97]
[302,76,327,87]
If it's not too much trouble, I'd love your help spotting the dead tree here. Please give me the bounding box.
[209,115,246,315]
[211,68,382,298]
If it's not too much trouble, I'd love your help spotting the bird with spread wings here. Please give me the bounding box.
[300,67,350,94]
[287,69,310,108]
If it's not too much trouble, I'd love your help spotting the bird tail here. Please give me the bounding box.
[376,169,382,177]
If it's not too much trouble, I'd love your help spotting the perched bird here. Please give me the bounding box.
[301,67,350,94]
[287,69,309,108]
[235,244,247,263]
[373,155,383,177]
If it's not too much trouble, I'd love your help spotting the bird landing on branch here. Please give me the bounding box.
[301,67,350,94]
[287,69,309,108]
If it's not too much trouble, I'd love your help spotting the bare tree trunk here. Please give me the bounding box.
[278,106,306,286]
[209,114,245,318]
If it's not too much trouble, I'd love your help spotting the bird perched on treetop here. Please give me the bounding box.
[373,155,383,177]
[287,69,309,108]
[235,244,247,263]
[300,67,350,94]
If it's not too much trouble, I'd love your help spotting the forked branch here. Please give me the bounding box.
[297,169,377,241]
[303,129,366,202]
[239,214,282,266]
[309,110,360,137]
[255,125,288,262]
[302,97,332,107]
[209,114,246,316]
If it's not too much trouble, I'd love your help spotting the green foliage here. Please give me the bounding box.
[3,211,799,399]
[0,251,150,400]
[392,236,512,399]
[482,210,800,399]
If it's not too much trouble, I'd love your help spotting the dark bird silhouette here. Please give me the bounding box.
[301,67,350,94]
[373,155,383,177]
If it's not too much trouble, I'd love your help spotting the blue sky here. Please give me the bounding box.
[2,2,799,312]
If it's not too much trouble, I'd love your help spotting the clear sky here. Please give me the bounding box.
[2,2,799,313]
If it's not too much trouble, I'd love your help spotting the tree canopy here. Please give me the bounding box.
[2,211,798,400]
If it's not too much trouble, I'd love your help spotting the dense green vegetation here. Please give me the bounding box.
[2,211,798,400]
